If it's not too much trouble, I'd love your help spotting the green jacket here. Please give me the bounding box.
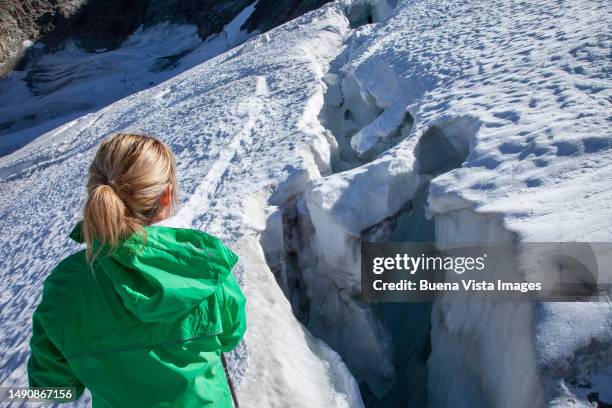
[28,223,246,407]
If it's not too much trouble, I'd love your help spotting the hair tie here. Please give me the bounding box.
[100,175,117,191]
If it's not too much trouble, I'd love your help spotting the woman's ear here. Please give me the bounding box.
[160,184,173,207]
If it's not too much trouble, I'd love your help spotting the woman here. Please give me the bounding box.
[28,133,246,407]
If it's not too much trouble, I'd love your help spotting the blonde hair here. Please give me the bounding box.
[82,133,178,261]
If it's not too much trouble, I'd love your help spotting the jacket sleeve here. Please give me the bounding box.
[217,272,247,352]
[28,310,85,400]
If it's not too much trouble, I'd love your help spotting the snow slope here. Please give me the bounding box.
[0,0,611,407]
[0,2,259,156]
[0,3,363,407]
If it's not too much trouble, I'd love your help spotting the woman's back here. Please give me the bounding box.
[28,133,246,407]
[29,223,246,407]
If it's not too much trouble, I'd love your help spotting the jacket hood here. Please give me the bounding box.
[70,222,239,324]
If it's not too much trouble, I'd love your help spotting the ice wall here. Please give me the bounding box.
[428,210,543,408]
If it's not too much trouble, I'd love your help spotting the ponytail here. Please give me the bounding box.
[82,133,177,262]
[82,184,143,261]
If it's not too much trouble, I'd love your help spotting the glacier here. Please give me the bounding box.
[1,0,611,407]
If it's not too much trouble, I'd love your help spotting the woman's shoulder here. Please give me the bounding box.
[49,249,89,281]
[145,225,225,246]
[144,225,238,265]
[39,250,89,311]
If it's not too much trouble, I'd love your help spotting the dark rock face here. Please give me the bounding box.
[0,0,144,75]
[242,0,334,33]
[143,1,254,39]
[0,0,332,77]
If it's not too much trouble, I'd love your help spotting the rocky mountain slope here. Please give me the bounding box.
[0,0,331,76]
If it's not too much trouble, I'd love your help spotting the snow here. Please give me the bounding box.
[234,236,362,408]
[0,2,363,407]
[339,1,610,405]
[0,3,260,157]
[222,2,260,48]
[263,0,611,405]
[305,150,421,288]
[430,210,543,408]
[0,0,611,406]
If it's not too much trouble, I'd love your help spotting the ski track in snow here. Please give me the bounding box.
[0,0,611,406]
[179,75,269,230]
